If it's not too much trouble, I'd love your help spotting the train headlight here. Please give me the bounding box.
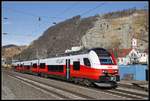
[114,70,118,73]
[102,70,108,74]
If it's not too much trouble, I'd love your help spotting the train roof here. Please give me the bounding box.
[15,47,108,62]
[51,47,105,57]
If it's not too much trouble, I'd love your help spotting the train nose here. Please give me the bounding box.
[113,70,118,74]
[102,70,108,74]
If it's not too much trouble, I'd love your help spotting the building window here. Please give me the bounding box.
[73,61,80,70]
[121,59,123,62]
[83,58,91,67]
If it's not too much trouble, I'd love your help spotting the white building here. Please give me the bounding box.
[131,38,137,49]
[117,57,131,65]
[136,50,148,64]
[116,49,132,65]
[116,48,148,65]
[113,37,148,65]
[2,57,6,65]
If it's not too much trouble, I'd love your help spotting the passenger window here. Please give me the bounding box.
[83,58,91,67]
[73,61,80,70]
[33,63,37,68]
[47,65,64,72]
[40,63,45,69]
[27,66,30,69]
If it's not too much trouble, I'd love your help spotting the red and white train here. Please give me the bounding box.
[13,48,120,87]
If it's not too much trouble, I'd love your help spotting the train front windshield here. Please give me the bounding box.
[93,48,114,65]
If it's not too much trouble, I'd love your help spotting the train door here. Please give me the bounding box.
[66,59,70,80]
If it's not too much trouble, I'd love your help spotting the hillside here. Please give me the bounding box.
[13,8,148,61]
[2,45,27,62]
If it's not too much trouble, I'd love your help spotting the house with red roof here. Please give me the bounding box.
[108,48,148,65]
[108,36,148,65]
[117,48,132,65]
[108,48,132,65]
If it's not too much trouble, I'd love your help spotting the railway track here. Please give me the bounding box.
[119,82,148,92]
[6,72,95,100]
[5,69,148,100]
[102,88,148,100]
[92,83,148,100]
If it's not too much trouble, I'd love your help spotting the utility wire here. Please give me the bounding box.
[3,8,56,25]
[2,32,35,38]
[56,2,79,16]
[4,7,64,19]
[3,7,68,25]
[52,2,80,24]
[80,2,106,16]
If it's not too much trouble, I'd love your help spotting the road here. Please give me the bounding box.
[2,68,148,100]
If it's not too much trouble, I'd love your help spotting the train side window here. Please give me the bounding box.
[73,61,80,70]
[24,65,30,69]
[40,63,45,69]
[27,65,30,69]
[83,58,91,67]
[47,65,52,71]
[47,65,64,72]
[58,65,64,72]
[33,63,37,68]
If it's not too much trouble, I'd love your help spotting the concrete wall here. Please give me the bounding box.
[119,65,148,80]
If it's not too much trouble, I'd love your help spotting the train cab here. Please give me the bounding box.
[88,48,120,87]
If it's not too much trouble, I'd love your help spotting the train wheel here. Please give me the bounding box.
[83,79,92,87]
[38,73,41,76]
[43,74,48,78]
[74,78,78,84]
[74,78,84,85]
[110,81,118,89]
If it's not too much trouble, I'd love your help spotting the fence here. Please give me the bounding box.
[119,65,148,81]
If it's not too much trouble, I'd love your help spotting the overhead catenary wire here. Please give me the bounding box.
[4,8,59,31]
[3,7,64,19]
[51,2,80,24]
[55,2,79,17]
[80,2,106,16]
[2,33,35,38]
[2,2,108,39]
[3,7,65,25]
[3,2,106,25]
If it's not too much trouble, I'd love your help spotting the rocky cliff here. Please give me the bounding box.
[13,8,148,60]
